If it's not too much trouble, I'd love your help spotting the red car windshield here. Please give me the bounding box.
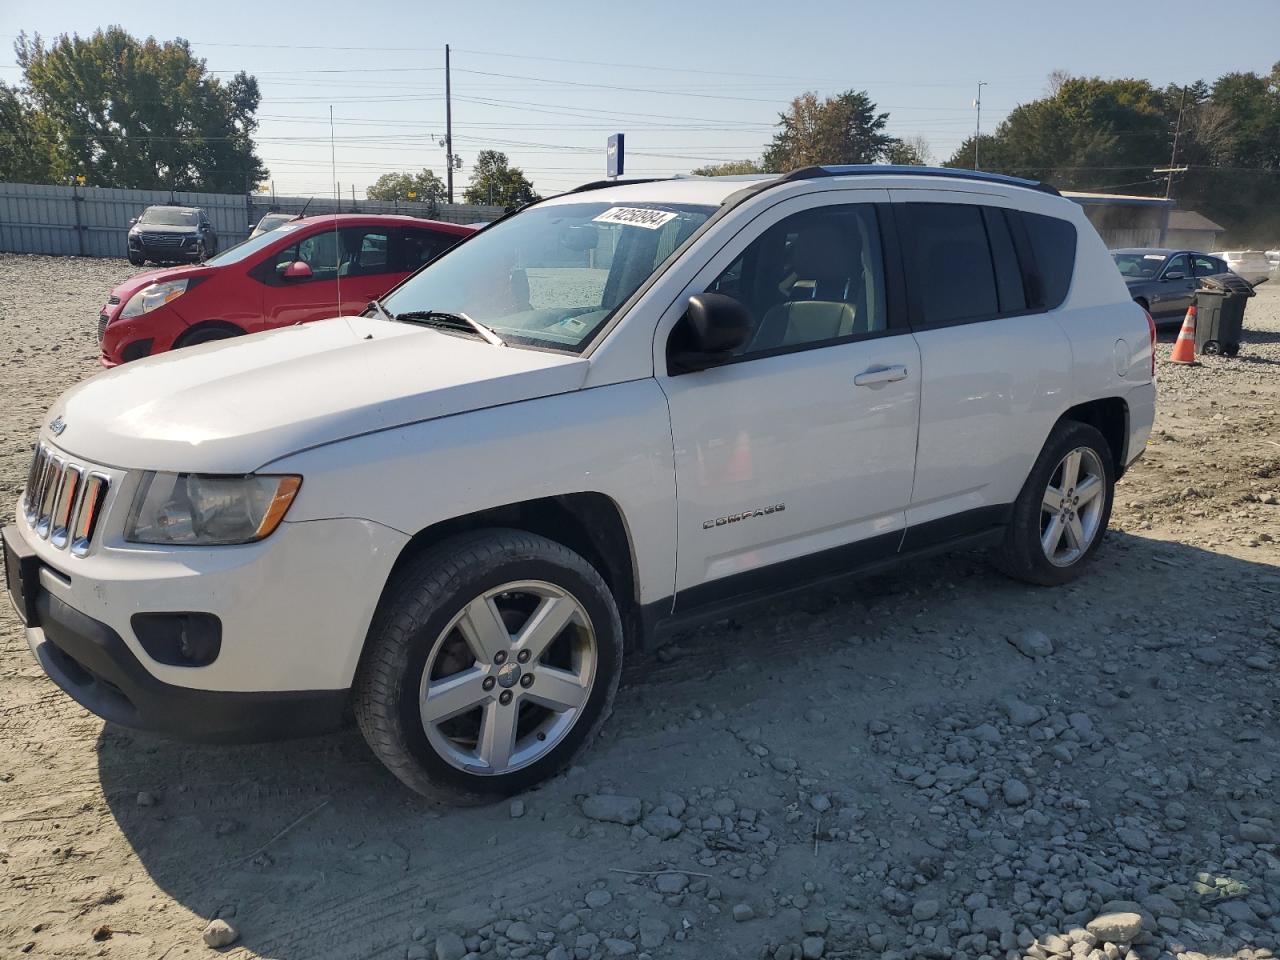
[205,222,307,267]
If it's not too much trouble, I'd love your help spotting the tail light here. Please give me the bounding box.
[1144,308,1156,378]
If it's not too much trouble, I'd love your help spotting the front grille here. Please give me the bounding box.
[139,232,189,248]
[97,313,109,343]
[22,445,110,557]
[108,295,121,305]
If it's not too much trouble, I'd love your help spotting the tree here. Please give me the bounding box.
[0,81,61,183]
[762,90,898,172]
[886,135,931,166]
[13,27,266,191]
[691,159,764,177]
[463,150,539,207]
[366,168,446,203]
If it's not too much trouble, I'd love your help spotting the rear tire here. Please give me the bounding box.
[354,529,623,804]
[127,254,144,267]
[994,420,1115,586]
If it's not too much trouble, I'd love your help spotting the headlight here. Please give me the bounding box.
[126,473,302,545]
[120,279,190,319]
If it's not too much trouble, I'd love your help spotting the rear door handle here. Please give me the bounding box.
[854,364,908,386]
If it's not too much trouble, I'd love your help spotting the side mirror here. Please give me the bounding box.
[128,217,138,227]
[1164,270,1185,281]
[669,293,753,373]
[281,261,313,280]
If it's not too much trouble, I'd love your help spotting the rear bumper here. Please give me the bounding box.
[25,587,349,744]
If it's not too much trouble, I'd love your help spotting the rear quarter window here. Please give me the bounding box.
[1022,212,1077,310]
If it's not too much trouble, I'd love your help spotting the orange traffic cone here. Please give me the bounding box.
[1167,305,1198,365]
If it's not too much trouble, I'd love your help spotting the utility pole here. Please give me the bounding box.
[445,43,454,204]
[1161,86,1189,200]
[973,81,988,170]
[329,105,338,206]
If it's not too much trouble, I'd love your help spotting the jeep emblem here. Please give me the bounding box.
[49,416,67,436]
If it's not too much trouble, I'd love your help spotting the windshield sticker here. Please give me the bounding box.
[592,207,679,230]
[1143,254,1166,260]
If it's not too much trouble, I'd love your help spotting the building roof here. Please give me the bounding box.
[1167,209,1226,232]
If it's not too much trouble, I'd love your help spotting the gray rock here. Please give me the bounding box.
[1192,647,1226,665]
[642,814,684,840]
[972,907,1014,935]
[137,791,157,807]
[1115,827,1151,853]
[506,921,536,943]
[545,947,569,960]
[638,917,669,948]
[732,903,755,922]
[1003,778,1031,806]
[1011,629,1054,658]
[1085,912,1142,943]
[435,932,467,960]
[912,899,940,921]
[584,889,612,908]
[802,936,826,959]
[602,937,636,956]
[1238,820,1274,843]
[1062,890,1090,913]
[581,795,642,825]
[201,919,238,948]
[809,794,831,813]
[961,786,991,811]
[1002,698,1044,727]
[1217,899,1259,924]
[655,872,689,894]
[509,799,525,819]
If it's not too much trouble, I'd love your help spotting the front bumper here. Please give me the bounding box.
[26,585,348,743]
[5,473,409,741]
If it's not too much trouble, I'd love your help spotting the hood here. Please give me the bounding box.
[133,222,199,235]
[47,316,589,473]
[107,264,218,305]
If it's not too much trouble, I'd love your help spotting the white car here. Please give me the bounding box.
[4,167,1156,802]
[1211,249,1271,284]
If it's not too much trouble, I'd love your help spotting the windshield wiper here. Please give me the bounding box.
[394,309,505,346]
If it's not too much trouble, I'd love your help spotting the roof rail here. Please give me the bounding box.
[782,165,1062,196]
[567,177,675,194]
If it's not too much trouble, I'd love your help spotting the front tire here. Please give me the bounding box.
[354,529,623,803]
[994,420,1114,586]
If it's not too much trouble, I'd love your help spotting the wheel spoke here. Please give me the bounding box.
[457,595,511,665]
[477,699,518,771]
[515,595,578,661]
[1060,450,1082,491]
[1042,486,1064,513]
[1041,514,1065,556]
[524,665,589,713]
[421,666,489,724]
[1065,514,1087,551]
[1075,474,1103,505]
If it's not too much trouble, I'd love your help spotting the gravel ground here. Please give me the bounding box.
[0,253,1277,960]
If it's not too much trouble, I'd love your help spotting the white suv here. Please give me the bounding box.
[4,166,1156,802]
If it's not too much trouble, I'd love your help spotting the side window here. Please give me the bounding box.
[1020,212,1077,310]
[704,204,887,357]
[340,228,389,276]
[1192,255,1223,277]
[1163,253,1191,279]
[982,208,1027,314]
[901,203,998,326]
[400,229,456,272]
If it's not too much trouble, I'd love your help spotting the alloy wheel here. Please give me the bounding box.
[419,580,597,776]
[1040,446,1106,567]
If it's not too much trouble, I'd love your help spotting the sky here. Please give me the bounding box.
[2,0,1278,202]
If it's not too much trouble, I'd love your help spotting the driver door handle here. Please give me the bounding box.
[854,364,908,387]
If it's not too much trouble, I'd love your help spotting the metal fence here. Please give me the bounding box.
[0,182,504,259]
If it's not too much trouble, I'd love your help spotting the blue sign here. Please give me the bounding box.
[607,133,624,178]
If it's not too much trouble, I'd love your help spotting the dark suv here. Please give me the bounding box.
[127,206,219,266]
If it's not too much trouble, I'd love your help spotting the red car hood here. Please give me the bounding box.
[107,263,218,305]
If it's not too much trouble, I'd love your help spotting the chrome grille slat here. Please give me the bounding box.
[97,313,109,343]
[20,444,109,556]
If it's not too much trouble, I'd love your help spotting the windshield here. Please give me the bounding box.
[205,222,304,267]
[1112,252,1165,279]
[379,200,715,352]
[140,207,199,226]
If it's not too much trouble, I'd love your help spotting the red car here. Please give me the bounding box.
[98,215,476,366]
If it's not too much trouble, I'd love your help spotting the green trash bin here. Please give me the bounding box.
[1194,275,1254,357]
